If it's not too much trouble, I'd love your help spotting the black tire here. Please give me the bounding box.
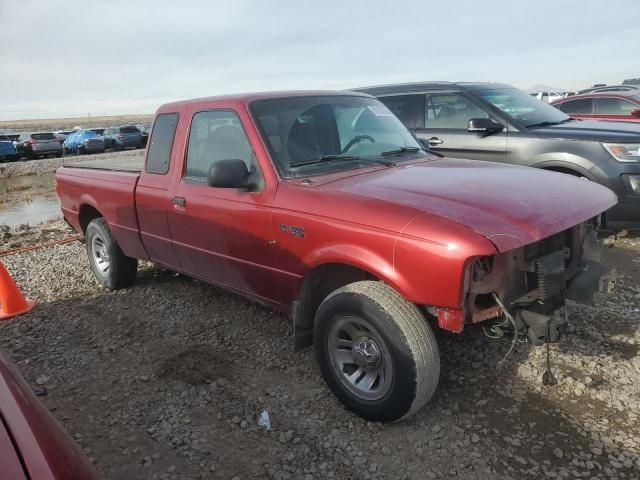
[314,281,440,422]
[85,218,138,290]
[55,152,62,158]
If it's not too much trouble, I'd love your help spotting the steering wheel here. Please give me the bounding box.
[341,135,375,154]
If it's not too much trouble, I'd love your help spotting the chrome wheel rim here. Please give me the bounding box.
[91,234,110,276]
[327,316,393,401]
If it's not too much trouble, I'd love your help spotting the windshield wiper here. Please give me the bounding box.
[289,155,360,168]
[380,146,422,157]
[526,118,573,128]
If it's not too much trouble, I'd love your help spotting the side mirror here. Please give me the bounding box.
[207,159,251,189]
[468,118,504,134]
[631,109,640,118]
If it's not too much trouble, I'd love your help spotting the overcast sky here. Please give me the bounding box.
[0,0,638,120]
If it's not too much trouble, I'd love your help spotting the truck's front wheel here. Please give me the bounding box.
[86,218,138,290]
[314,281,440,422]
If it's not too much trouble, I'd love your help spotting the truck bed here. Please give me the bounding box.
[63,155,144,172]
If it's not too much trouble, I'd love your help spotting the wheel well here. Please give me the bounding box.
[78,205,102,233]
[543,166,584,178]
[292,263,377,350]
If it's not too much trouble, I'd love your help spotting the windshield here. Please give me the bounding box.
[120,126,139,134]
[250,95,425,178]
[478,88,571,128]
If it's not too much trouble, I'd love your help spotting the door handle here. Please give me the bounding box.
[427,137,443,145]
[172,196,186,207]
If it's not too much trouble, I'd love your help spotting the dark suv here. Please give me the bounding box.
[103,125,142,150]
[357,82,640,224]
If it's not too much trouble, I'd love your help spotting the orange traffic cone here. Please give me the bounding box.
[0,262,35,321]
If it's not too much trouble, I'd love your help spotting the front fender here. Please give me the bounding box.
[302,243,412,298]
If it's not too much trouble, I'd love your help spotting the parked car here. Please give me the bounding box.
[56,91,615,422]
[530,91,567,103]
[0,348,97,479]
[54,130,75,144]
[15,132,62,159]
[357,82,640,225]
[0,135,18,162]
[63,130,106,155]
[578,85,640,94]
[552,91,640,123]
[138,124,152,147]
[103,125,142,150]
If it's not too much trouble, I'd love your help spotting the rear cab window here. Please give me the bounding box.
[145,113,179,174]
[32,133,56,140]
[120,126,140,134]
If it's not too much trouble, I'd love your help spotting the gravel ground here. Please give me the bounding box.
[0,149,144,178]
[0,227,638,480]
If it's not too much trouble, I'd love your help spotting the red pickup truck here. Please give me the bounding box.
[56,91,616,421]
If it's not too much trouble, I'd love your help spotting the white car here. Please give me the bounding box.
[530,91,568,103]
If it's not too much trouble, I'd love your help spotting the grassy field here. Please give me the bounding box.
[0,113,155,133]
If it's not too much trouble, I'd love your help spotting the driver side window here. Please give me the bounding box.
[425,94,489,129]
[184,110,256,181]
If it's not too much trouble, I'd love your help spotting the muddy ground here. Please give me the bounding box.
[0,224,638,480]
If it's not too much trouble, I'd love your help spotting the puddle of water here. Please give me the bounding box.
[0,173,61,227]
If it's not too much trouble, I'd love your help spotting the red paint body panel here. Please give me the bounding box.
[552,93,640,123]
[55,91,617,320]
[0,350,97,479]
[0,418,27,480]
[57,168,148,260]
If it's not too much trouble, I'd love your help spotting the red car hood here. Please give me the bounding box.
[320,158,617,252]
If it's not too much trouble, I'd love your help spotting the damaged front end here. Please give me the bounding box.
[462,218,615,346]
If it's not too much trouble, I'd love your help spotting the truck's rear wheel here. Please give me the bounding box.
[314,281,440,422]
[86,218,137,290]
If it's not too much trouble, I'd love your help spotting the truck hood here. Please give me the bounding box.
[320,158,617,252]
[532,119,640,143]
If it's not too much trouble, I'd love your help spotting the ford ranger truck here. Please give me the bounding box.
[55,91,617,422]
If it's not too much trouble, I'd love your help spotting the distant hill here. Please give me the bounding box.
[0,113,154,133]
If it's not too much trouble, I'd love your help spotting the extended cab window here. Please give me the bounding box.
[556,98,593,114]
[425,94,488,129]
[184,110,254,180]
[146,113,178,174]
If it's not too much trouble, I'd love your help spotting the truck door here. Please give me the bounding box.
[135,111,181,268]
[415,92,507,163]
[166,106,283,303]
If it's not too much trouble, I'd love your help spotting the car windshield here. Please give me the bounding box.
[478,88,571,128]
[250,95,426,178]
[120,126,139,133]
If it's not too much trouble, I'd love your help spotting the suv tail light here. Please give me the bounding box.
[25,139,37,145]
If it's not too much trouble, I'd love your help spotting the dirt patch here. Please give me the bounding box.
[157,346,234,385]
